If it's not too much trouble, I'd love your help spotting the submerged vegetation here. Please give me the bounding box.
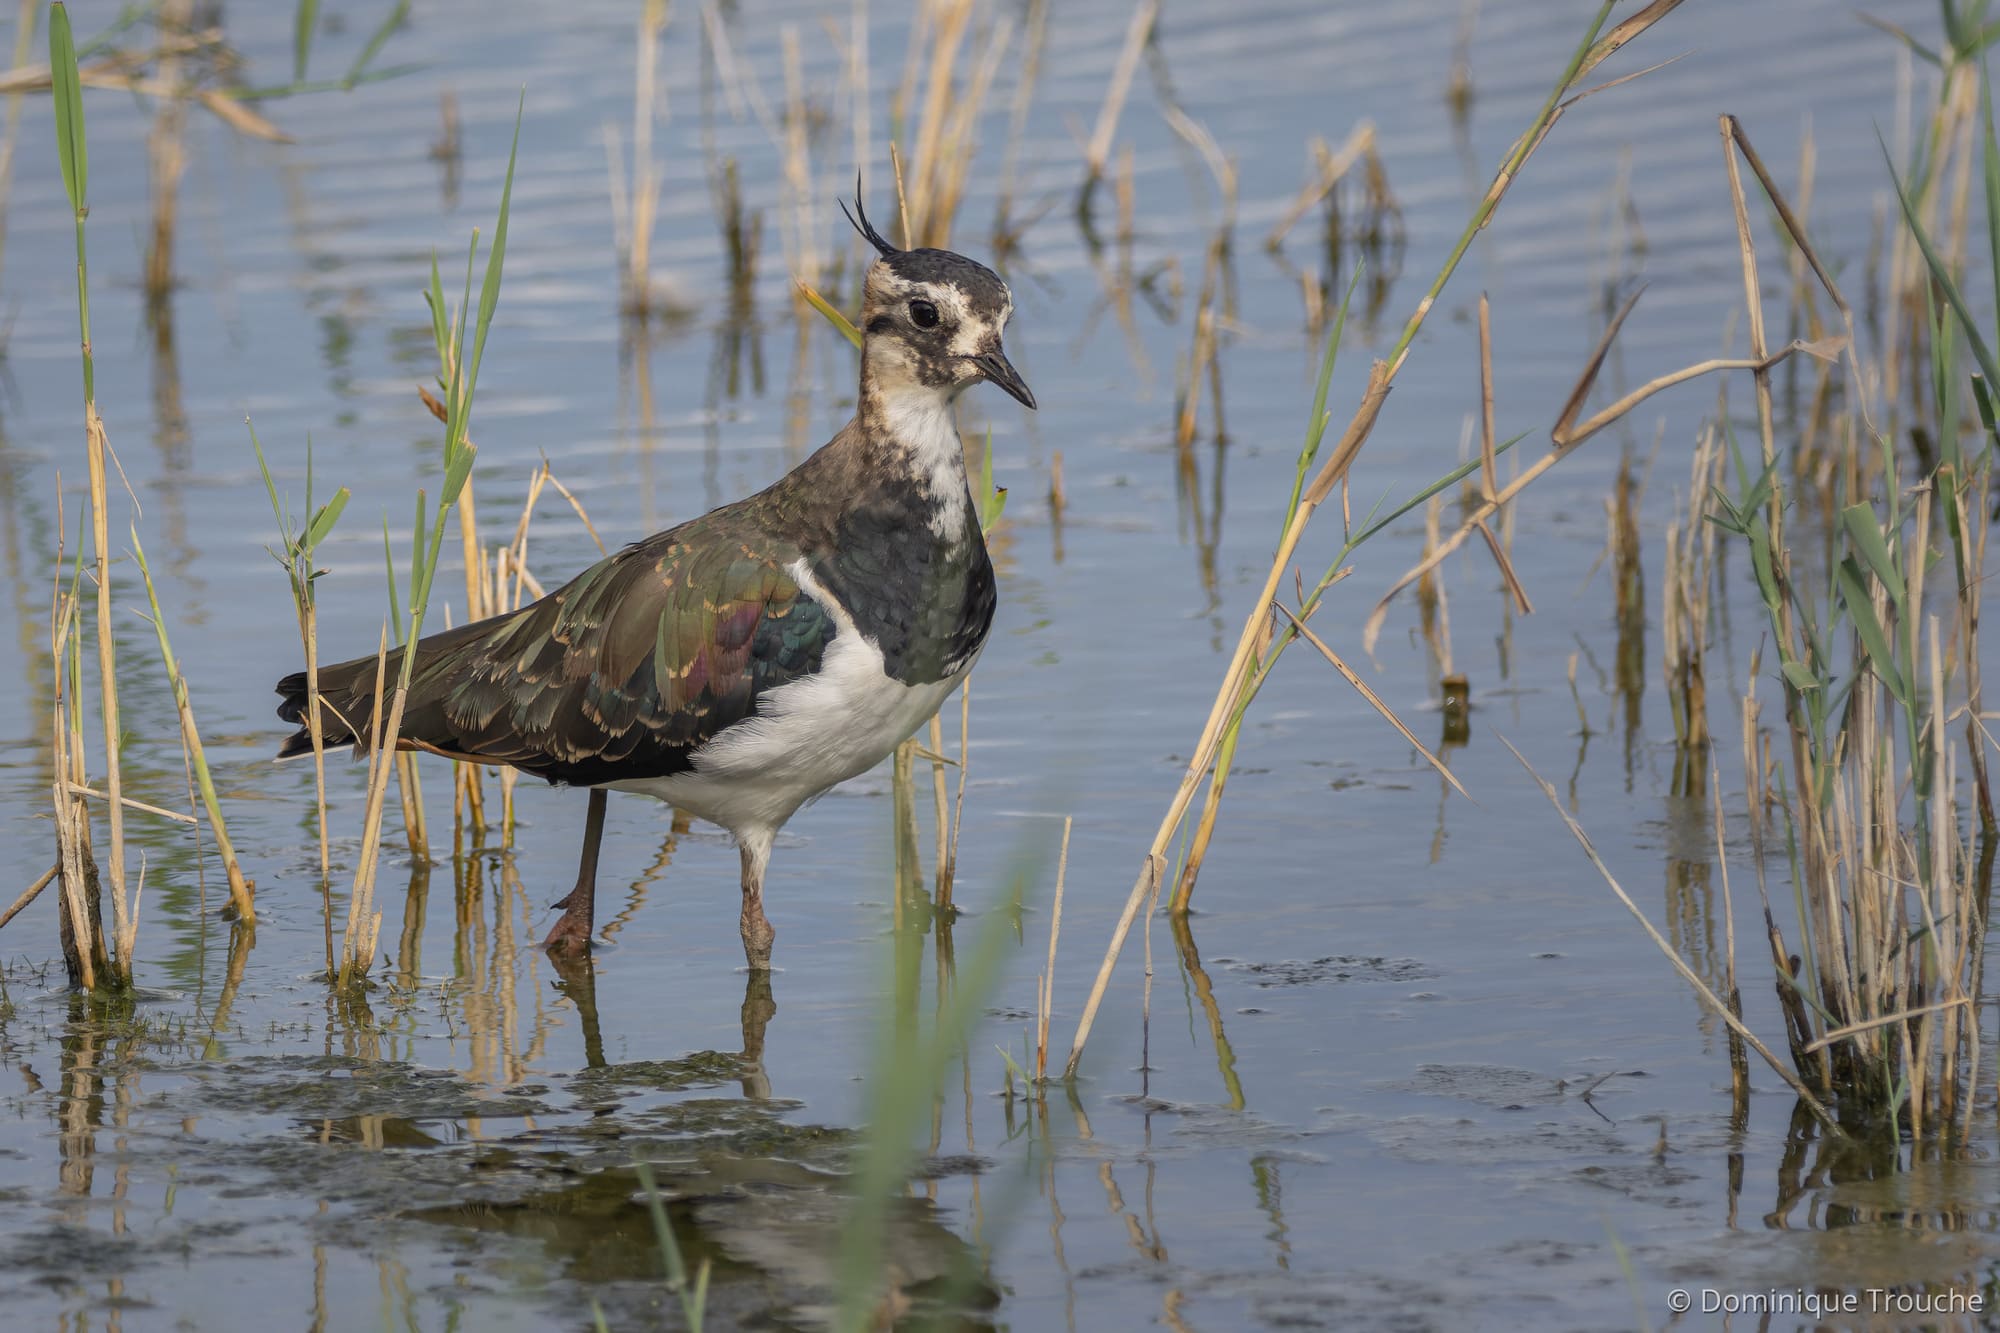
[9,0,2000,1323]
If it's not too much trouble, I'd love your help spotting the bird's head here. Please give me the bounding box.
[843,192,1035,411]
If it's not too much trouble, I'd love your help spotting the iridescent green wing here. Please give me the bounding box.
[384,524,834,784]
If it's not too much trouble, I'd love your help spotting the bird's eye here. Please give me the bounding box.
[908,298,940,329]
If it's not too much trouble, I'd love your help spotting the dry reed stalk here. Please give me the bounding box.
[131,531,253,920]
[449,534,485,839]
[990,0,1047,246]
[697,0,774,134]
[1610,450,1645,721]
[63,784,194,825]
[1446,0,1478,121]
[336,629,396,983]
[1786,123,1821,342]
[300,558,332,888]
[1080,0,1157,196]
[1275,605,1465,798]
[420,390,492,850]
[1174,246,1223,449]
[1417,495,1452,679]
[143,0,193,307]
[936,678,971,911]
[431,88,460,162]
[1708,754,1747,1117]
[1034,816,1071,1082]
[1476,294,1497,501]
[926,712,951,900]
[393,747,426,855]
[1662,427,1720,756]
[49,551,100,989]
[49,6,132,983]
[1063,2,1688,1077]
[879,0,1013,249]
[1264,123,1378,252]
[1115,143,1136,247]
[779,23,815,307]
[83,454,124,912]
[625,0,670,314]
[1361,293,1842,657]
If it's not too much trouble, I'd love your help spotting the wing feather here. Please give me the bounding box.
[276,520,836,785]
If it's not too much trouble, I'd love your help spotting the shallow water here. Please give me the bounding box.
[0,0,1993,1329]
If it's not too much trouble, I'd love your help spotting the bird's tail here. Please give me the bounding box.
[273,615,507,760]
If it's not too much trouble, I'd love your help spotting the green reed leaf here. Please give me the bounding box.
[1836,558,1907,700]
[305,487,350,551]
[1839,504,1906,606]
[48,3,85,214]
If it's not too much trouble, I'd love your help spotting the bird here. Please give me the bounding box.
[274,191,1034,970]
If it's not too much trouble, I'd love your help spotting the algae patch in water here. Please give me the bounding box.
[177,1053,555,1122]
[1219,956,1440,987]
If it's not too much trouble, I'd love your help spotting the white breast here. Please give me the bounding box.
[879,391,970,541]
[605,560,972,840]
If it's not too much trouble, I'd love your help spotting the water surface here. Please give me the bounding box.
[0,1,1989,1329]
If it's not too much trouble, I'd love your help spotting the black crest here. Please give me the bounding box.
[840,179,900,259]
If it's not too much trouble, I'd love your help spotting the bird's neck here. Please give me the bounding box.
[857,367,970,543]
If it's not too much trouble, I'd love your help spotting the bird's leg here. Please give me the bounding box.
[739,969,775,1100]
[738,832,775,970]
[546,946,607,1069]
[541,787,608,954]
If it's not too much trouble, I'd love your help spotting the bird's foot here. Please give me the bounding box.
[541,901,594,955]
[739,910,775,972]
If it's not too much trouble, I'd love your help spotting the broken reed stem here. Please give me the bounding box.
[1275,604,1466,800]
[1063,0,1689,1078]
[65,783,196,825]
[50,560,99,989]
[130,531,254,920]
[1035,816,1071,1082]
[0,865,60,933]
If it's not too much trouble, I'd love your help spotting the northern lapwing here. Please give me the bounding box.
[275,193,1033,969]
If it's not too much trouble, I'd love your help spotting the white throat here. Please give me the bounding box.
[878,386,970,541]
